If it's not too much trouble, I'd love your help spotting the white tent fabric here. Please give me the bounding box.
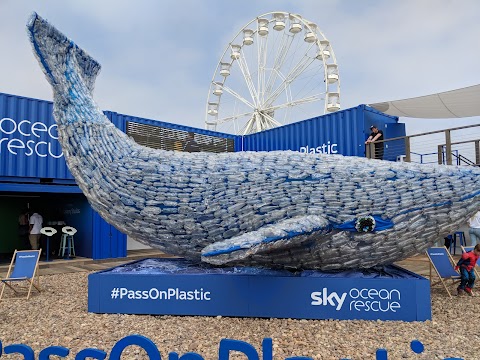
[369,84,480,118]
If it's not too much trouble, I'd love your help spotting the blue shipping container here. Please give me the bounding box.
[0,92,238,181]
[105,111,237,141]
[0,92,128,259]
[242,105,405,161]
[0,92,70,180]
[0,92,236,260]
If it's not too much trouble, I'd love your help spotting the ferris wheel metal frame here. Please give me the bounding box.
[205,11,341,135]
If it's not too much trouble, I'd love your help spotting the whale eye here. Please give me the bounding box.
[355,216,376,232]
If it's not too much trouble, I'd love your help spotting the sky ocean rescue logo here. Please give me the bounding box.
[0,117,63,158]
[311,288,401,313]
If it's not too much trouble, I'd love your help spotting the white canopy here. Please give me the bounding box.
[369,84,480,118]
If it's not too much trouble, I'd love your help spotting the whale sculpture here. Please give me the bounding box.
[27,13,480,270]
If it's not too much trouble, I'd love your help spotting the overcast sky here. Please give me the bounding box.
[0,0,479,137]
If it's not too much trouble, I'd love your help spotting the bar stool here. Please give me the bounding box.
[449,231,466,255]
[454,231,466,247]
[59,226,77,258]
[40,227,57,262]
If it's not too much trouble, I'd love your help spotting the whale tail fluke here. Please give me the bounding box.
[27,12,101,95]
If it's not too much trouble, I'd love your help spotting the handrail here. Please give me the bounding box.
[366,122,480,165]
[455,153,479,167]
[369,124,480,145]
[438,138,480,146]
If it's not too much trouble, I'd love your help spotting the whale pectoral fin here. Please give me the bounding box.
[27,12,101,93]
[201,215,330,266]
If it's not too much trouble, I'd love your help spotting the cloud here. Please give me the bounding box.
[0,0,478,139]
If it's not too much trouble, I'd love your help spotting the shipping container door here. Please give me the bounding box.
[384,123,406,161]
[92,212,127,260]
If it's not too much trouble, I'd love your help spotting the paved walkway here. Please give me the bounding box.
[396,255,431,277]
[0,249,173,277]
[0,248,461,278]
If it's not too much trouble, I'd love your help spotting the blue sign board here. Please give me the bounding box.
[88,259,431,322]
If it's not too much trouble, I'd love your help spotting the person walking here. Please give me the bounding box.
[468,210,480,246]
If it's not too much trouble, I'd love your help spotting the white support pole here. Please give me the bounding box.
[264,54,315,106]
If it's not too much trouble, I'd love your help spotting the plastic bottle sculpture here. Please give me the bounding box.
[27,13,480,270]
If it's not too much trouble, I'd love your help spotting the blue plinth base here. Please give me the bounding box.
[88,258,431,321]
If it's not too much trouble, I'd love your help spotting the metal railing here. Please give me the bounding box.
[366,123,480,165]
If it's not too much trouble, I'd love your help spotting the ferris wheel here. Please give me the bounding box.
[205,12,341,135]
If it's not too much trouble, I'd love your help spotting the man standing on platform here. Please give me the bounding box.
[29,209,43,250]
[365,125,384,160]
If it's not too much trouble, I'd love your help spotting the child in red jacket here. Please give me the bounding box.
[456,244,480,296]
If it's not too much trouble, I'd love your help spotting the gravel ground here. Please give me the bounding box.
[1,272,479,360]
